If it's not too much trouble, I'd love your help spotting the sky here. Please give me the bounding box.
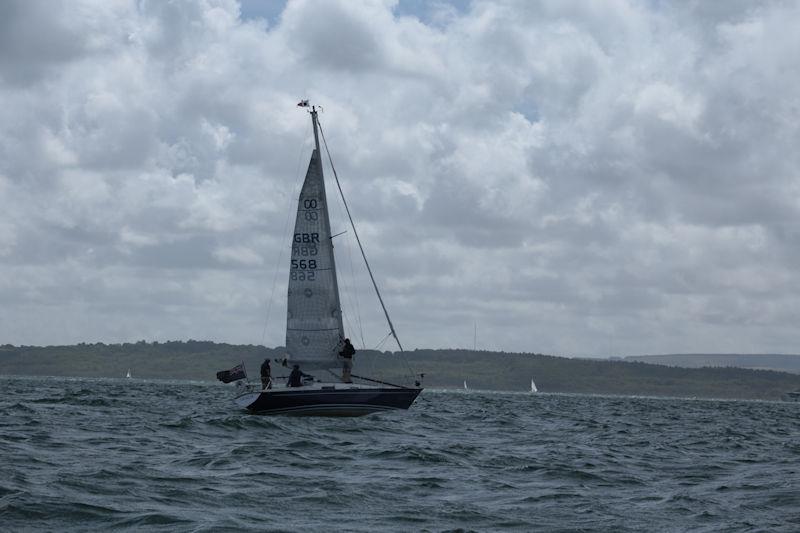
[1,0,799,357]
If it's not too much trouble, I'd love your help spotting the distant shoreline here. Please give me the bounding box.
[2,342,800,401]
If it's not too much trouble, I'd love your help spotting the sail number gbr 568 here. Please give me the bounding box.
[292,232,319,281]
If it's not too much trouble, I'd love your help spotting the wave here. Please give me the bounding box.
[1,376,798,532]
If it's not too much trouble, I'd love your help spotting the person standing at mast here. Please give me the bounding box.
[339,338,355,383]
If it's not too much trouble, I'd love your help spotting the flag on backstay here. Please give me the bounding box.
[216,363,246,383]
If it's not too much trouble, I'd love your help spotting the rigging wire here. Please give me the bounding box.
[317,120,404,353]
[344,234,368,350]
[374,331,392,350]
[329,181,367,350]
[329,215,372,376]
[259,122,312,348]
[330,221,358,342]
[330,219,363,350]
[317,114,423,387]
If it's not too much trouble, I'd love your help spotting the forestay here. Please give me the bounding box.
[285,148,345,369]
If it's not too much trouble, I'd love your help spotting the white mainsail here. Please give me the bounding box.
[531,379,538,393]
[285,148,344,370]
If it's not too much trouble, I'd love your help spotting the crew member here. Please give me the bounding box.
[339,338,355,383]
[260,358,272,389]
[288,364,311,387]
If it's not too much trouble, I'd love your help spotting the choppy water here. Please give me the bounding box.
[1,377,800,532]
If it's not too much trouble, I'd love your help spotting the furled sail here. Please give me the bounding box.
[285,148,344,369]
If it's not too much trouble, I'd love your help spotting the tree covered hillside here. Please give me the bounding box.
[2,342,800,401]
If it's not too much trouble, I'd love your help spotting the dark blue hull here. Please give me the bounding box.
[236,387,423,416]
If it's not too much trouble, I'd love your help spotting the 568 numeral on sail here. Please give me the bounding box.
[291,259,317,270]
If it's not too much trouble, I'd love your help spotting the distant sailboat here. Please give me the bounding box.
[530,378,538,393]
[126,368,132,379]
[464,380,468,391]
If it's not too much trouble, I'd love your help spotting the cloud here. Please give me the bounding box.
[0,1,88,86]
[1,0,799,357]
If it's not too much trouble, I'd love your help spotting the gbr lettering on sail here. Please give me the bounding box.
[292,197,321,281]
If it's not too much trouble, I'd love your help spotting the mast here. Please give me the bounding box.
[311,106,321,155]
[286,101,345,368]
[310,106,345,339]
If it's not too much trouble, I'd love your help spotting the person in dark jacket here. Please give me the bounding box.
[287,364,311,387]
[339,338,355,383]
[260,359,272,390]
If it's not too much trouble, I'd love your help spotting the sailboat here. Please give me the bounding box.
[530,378,538,393]
[126,368,131,379]
[463,380,468,391]
[232,103,423,416]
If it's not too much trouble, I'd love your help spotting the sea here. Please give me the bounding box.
[1,376,799,532]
